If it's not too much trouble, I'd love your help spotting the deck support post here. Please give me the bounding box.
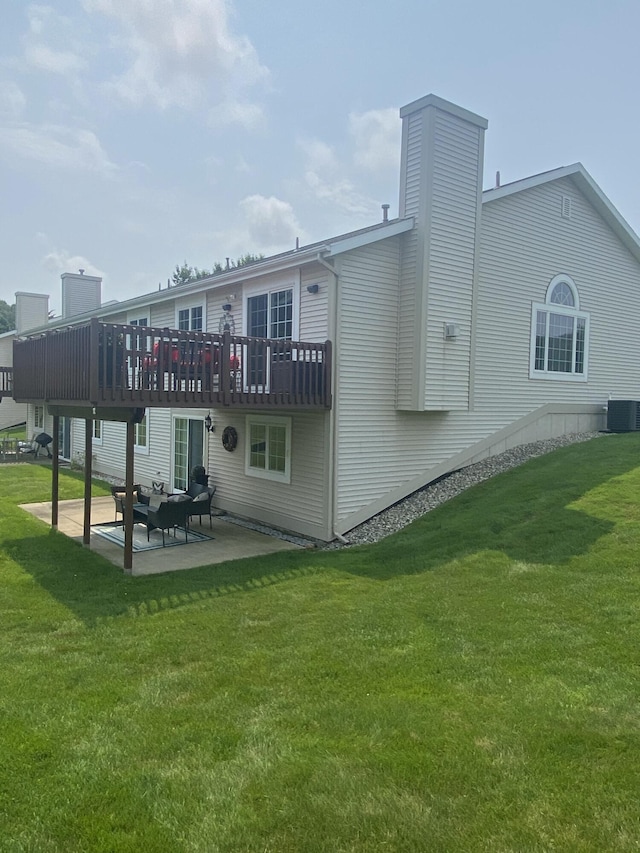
[51,415,59,530]
[83,418,93,545]
[124,418,134,572]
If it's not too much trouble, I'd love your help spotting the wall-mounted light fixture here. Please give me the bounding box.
[222,303,232,313]
[306,283,320,294]
[204,413,213,433]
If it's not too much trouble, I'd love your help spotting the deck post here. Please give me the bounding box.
[124,418,134,572]
[51,415,59,530]
[83,418,93,545]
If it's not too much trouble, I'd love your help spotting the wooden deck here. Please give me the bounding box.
[11,319,332,411]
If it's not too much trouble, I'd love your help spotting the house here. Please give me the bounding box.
[7,93,640,550]
[0,292,51,430]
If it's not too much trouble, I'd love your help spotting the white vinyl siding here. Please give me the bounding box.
[210,411,329,540]
[396,102,484,411]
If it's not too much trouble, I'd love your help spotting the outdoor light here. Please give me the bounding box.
[204,413,213,433]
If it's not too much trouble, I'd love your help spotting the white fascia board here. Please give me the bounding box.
[483,162,640,265]
[399,94,488,129]
[327,218,414,257]
[0,329,16,339]
[482,164,585,203]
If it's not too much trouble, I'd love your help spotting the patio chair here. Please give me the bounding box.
[142,497,192,546]
[186,483,216,529]
[110,484,145,524]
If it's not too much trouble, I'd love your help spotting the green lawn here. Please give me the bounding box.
[1,436,640,852]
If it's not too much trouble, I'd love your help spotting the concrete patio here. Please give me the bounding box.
[21,495,304,576]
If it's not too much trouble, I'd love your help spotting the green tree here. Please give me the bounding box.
[0,300,15,333]
[171,254,264,286]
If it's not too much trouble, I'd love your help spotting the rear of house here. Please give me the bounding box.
[11,92,640,543]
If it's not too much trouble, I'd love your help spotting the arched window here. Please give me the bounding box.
[530,275,589,380]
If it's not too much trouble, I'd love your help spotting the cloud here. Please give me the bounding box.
[298,137,378,216]
[82,0,268,123]
[0,123,117,174]
[0,82,26,119]
[42,248,104,279]
[349,107,400,173]
[239,194,302,249]
[24,43,84,75]
[23,5,85,76]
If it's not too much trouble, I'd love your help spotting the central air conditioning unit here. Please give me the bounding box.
[607,400,640,431]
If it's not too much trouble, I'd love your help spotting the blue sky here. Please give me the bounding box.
[1,0,639,314]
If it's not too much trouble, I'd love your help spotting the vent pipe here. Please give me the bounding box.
[382,203,390,222]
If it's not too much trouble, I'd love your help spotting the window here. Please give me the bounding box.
[244,277,298,340]
[530,275,589,380]
[34,405,44,430]
[135,412,148,450]
[177,305,203,331]
[245,416,291,483]
[93,420,103,444]
[129,316,147,326]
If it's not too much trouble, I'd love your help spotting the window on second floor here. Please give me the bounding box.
[178,305,203,332]
[244,279,298,340]
[530,275,589,381]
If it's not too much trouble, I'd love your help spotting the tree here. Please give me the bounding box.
[0,300,15,333]
[171,254,264,286]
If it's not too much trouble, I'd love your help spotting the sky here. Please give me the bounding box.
[1,0,639,315]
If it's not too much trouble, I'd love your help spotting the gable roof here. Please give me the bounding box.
[482,163,640,265]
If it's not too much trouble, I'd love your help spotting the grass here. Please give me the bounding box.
[0,423,26,440]
[1,435,640,851]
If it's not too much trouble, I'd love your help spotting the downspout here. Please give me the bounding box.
[315,253,348,544]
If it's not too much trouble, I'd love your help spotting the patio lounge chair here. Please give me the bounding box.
[141,497,192,546]
[186,482,216,529]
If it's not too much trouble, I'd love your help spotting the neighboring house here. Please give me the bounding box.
[10,94,640,541]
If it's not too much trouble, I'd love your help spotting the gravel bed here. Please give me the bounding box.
[324,431,608,549]
[96,431,608,551]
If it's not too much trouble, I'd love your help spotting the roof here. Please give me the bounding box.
[39,217,414,332]
[482,163,640,265]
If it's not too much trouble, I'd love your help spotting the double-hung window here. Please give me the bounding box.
[135,411,148,452]
[245,416,291,483]
[177,305,203,332]
[530,275,589,381]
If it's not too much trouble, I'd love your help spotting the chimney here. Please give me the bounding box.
[15,292,49,335]
[396,94,488,412]
[61,271,102,319]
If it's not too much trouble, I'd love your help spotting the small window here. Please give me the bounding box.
[130,317,148,326]
[34,405,44,430]
[177,305,203,332]
[530,275,589,381]
[245,416,291,483]
[135,412,148,450]
[93,420,103,444]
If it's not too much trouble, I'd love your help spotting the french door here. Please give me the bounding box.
[172,417,204,491]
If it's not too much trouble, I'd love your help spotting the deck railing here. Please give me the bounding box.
[0,367,12,398]
[12,318,331,410]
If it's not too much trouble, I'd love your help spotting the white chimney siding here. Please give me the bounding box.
[396,94,487,411]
